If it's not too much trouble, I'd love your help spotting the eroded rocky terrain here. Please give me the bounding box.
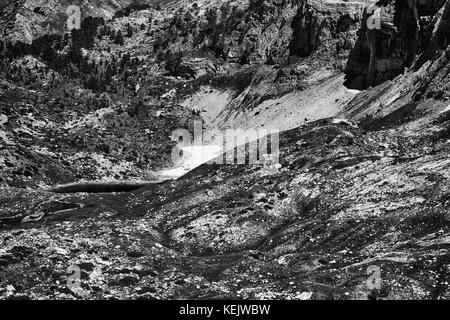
[0,0,449,300]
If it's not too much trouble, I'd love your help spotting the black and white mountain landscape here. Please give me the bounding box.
[0,0,449,301]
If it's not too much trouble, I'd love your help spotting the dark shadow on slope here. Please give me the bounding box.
[49,181,158,194]
[358,102,422,131]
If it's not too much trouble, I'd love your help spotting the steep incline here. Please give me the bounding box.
[345,0,449,90]
[0,0,373,187]
[343,0,450,126]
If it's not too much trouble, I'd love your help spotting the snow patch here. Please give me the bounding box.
[161,144,222,178]
[440,104,450,114]
[347,89,361,95]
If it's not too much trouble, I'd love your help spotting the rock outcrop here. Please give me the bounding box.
[345,0,448,90]
[343,0,450,124]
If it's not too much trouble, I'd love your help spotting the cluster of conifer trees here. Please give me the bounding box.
[0,15,145,93]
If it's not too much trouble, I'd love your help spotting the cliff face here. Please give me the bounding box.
[1,0,369,64]
[143,0,371,132]
[345,0,448,90]
[154,0,370,66]
[343,0,450,123]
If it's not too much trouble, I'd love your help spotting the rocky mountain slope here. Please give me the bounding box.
[0,0,448,300]
[0,0,171,43]
[0,0,374,187]
[345,0,449,90]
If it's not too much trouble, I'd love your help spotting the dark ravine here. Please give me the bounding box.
[49,181,158,193]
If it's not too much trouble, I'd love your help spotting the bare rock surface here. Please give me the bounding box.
[0,0,449,300]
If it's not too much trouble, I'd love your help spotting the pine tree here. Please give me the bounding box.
[115,30,124,45]
[126,24,133,37]
[165,49,183,75]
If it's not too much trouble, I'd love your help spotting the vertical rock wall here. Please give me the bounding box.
[345,0,448,90]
